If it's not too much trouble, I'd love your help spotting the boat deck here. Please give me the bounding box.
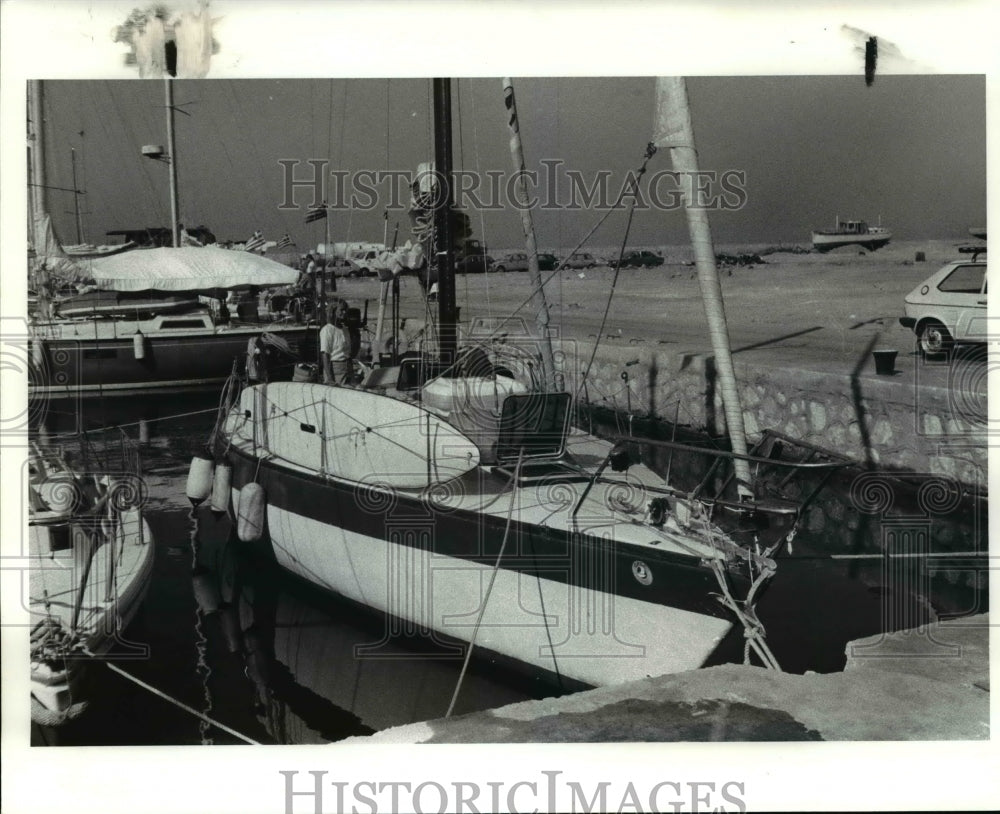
[28,507,154,656]
[226,392,733,561]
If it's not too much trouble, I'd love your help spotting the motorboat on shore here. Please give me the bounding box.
[811,218,891,252]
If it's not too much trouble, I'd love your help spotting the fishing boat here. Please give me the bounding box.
[27,80,319,399]
[205,78,844,690]
[29,432,154,725]
[811,217,892,252]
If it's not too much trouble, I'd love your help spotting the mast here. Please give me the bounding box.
[28,80,46,235]
[164,78,181,247]
[653,77,751,497]
[502,78,559,392]
[70,147,84,243]
[433,79,457,365]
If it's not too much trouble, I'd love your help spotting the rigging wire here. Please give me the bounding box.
[572,142,658,400]
[103,81,167,226]
[226,82,294,240]
[341,81,354,244]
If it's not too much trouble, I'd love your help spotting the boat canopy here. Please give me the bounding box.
[81,247,299,293]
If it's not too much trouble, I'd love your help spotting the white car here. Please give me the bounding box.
[899,257,987,356]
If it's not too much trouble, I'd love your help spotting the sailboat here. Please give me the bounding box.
[205,78,844,689]
[28,80,319,399]
[29,432,155,725]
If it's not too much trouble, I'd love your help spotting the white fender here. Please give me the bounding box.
[236,482,266,543]
[133,331,146,360]
[185,455,214,505]
[209,463,233,515]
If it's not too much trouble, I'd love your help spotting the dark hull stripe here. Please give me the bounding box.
[225,444,747,622]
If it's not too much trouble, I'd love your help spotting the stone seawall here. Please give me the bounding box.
[556,339,987,489]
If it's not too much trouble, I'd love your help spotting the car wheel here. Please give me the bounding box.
[587,263,595,269]
[349,270,360,278]
[495,265,506,273]
[918,320,953,356]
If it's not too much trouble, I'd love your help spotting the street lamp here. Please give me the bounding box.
[139,79,181,247]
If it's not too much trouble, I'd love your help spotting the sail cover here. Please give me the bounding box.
[81,247,299,292]
[29,213,86,287]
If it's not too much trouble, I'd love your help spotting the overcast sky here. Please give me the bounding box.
[36,75,985,253]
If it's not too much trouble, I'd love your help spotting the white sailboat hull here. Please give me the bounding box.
[255,499,733,688]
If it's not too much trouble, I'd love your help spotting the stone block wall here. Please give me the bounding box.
[555,339,988,489]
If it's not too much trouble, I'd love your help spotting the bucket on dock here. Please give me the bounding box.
[872,349,898,375]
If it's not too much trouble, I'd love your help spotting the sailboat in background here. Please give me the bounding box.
[205,78,845,689]
[28,80,320,399]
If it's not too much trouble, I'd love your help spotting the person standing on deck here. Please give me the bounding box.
[295,253,315,289]
[320,299,350,385]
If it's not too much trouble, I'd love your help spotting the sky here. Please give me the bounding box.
[35,75,985,254]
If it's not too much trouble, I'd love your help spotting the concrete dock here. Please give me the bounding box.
[353,615,990,742]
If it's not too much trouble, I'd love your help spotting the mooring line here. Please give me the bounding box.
[445,448,524,718]
[97,658,260,745]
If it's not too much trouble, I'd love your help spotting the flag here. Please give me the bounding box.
[275,234,293,249]
[305,202,328,224]
[244,230,266,252]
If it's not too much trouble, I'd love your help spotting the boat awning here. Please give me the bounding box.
[80,247,299,293]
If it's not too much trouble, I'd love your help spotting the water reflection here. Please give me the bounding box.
[191,511,547,743]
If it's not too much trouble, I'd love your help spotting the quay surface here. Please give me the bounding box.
[351,614,990,743]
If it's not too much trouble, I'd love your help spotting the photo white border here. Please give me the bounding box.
[1,1,997,812]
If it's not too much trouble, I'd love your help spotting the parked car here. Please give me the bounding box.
[610,250,664,268]
[455,254,495,274]
[561,251,599,269]
[899,257,987,356]
[493,252,529,273]
[342,249,381,277]
[537,253,558,271]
